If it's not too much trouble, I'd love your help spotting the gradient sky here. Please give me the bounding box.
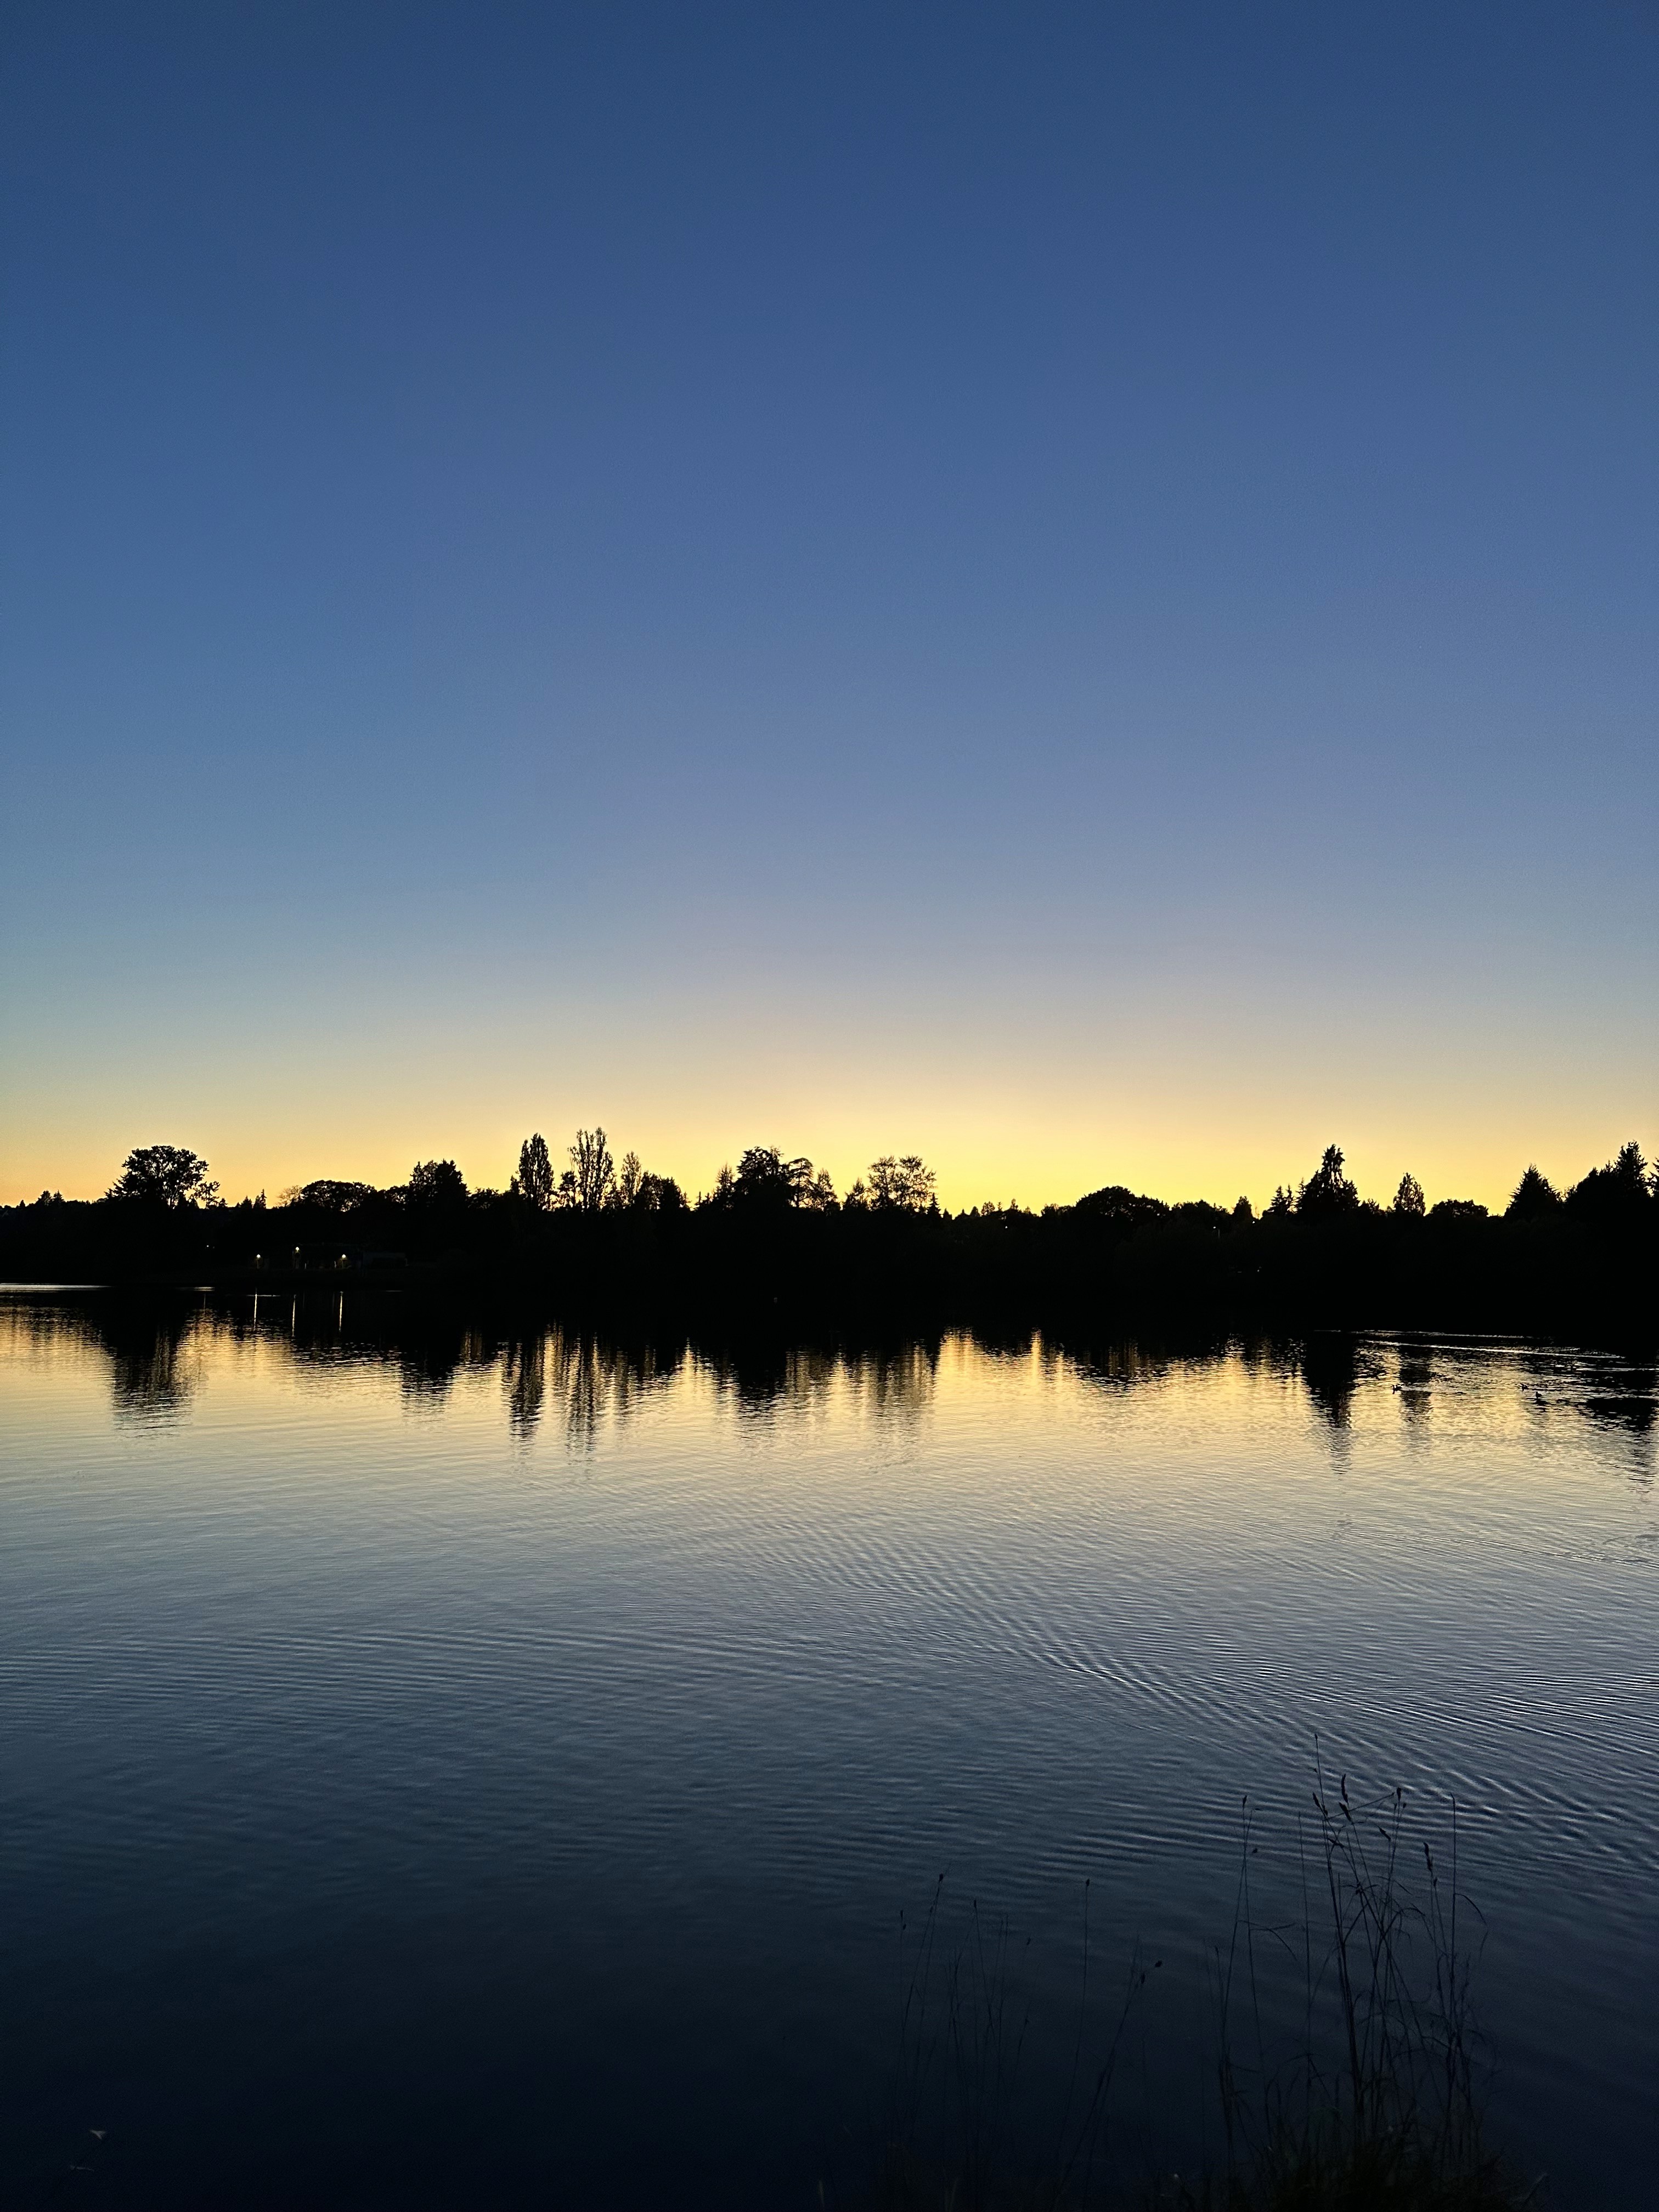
[3,2,1655,1211]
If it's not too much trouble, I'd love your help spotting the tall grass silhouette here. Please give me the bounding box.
[858,1758,1533,2211]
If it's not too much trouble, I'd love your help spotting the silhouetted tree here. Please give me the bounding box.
[1298,1144,1359,1218]
[515,1133,554,1211]
[803,1168,838,1211]
[1074,1184,1169,1228]
[614,1150,644,1209]
[1568,1141,1652,1224]
[729,1146,817,1211]
[634,1171,686,1213]
[1615,1138,1650,1195]
[569,1128,614,1214]
[292,1179,374,1213]
[1429,1198,1488,1221]
[866,1155,936,1211]
[1391,1173,1426,1217]
[1170,1199,1231,1230]
[407,1159,467,1207]
[1231,1196,1254,1225]
[1506,1165,1561,1220]
[106,1144,219,1209]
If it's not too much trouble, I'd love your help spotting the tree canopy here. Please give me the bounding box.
[407,1159,468,1207]
[569,1129,614,1214]
[1299,1145,1360,1218]
[515,1134,554,1211]
[1506,1166,1561,1220]
[293,1180,375,1214]
[1074,1183,1170,1228]
[729,1147,818,1211]
[862,1156,936,1212]
[1391,1173,1426,1217]
[1567,1141,1652,1223]
[106,1144,218,1209]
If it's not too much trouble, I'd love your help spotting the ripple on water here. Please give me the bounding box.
[0,1303,1654,2208]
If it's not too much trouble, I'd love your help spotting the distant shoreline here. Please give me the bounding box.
[3,1213,1653,1348]
[8,1136,1655,1344]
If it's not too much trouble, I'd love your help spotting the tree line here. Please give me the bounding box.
[6,1133,1654,1335]
[504,1130,939,1217]
[15,1130,1657,1227]
[68,1129,942,1220]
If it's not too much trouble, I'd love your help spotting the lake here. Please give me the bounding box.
[1,1293,1654,2207]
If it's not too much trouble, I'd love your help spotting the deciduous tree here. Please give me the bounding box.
[731,1146,816,1210]
[569,1128,614,1214]
[292,1180,375,1214]
[106,1145,219,1209]
[1391,1172,1426,1217]
[407,1159,467,1207]
[866,1155,936,1211]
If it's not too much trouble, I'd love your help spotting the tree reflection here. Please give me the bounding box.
[94,1303,202,1423]
[1395,1342,1435,1424]
[1579,1363,1657,1493]
[697,1334,940,1426]
[1299,1335,1372,1430]
[504,1332,547,1436]
[701,1335,795,1412]
[397,1331,466,1407]
[501,1327,682,1444]
[847,1340,939,1424]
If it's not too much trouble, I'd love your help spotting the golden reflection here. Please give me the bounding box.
[0,1299,211,1424]
[1,1298,1653,1492]
[503,1327,682,1444]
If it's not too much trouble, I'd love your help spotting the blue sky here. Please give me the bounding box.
[3,2,1654,1206]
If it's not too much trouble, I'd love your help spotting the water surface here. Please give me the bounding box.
[1,1296,1654,2205]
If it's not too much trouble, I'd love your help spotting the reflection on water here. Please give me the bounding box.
[503,1325,681,1442]
[18,1295,1652,1473]
[12,1299,210,1424]
[0,1293,1655,2209]
[1296,1331,1370,1428]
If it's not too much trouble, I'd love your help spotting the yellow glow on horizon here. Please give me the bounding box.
[4,1088,1648,1218]
[7,927,1652,1218]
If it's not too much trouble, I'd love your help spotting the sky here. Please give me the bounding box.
[2,1,1655,1211]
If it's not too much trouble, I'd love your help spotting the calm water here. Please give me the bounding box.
[1,1294,1655,2207]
